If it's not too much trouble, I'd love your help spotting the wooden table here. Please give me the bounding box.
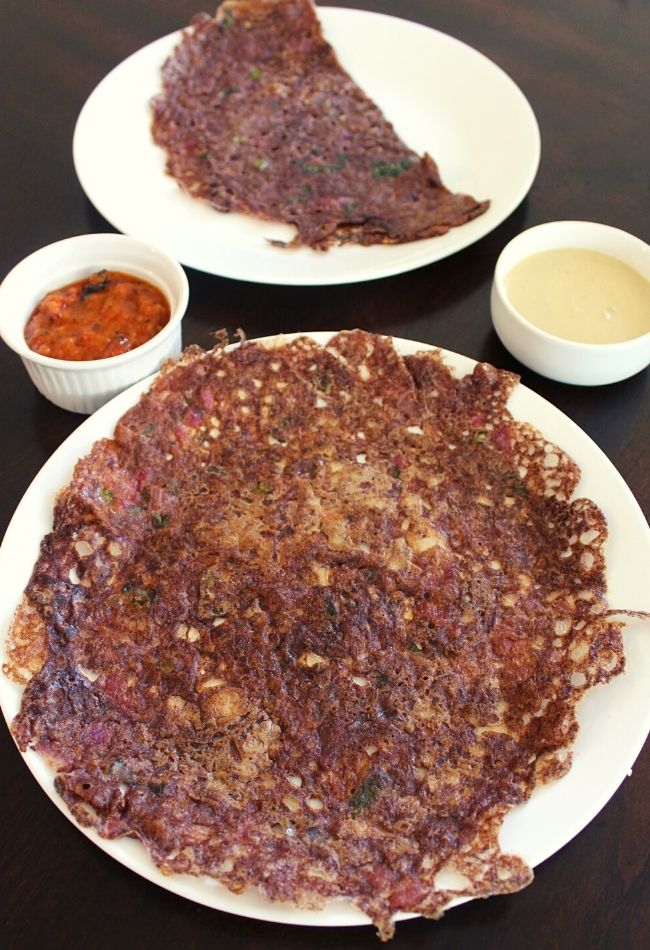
[1,2,648,947]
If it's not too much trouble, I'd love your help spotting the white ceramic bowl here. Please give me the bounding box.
[0,233,189,413]
[491,221,650,385]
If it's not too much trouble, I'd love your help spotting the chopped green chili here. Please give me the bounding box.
[299,154,347,175]
[349,774,384,817]
[371,157,412,178]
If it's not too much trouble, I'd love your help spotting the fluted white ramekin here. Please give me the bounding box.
[0,233,189,413]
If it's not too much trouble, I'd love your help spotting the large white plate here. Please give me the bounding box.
[72,7,540,285]
[1,334,649,930]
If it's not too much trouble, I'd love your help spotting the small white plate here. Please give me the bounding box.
[1,334,649,930]
[73,7,540,285]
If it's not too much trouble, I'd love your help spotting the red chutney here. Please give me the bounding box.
[24,270,171,361]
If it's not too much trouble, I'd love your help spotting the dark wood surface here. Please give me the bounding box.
[1,2,648,948]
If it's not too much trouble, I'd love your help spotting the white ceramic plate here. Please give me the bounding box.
[1,334,649,930]
[72,7,540,285]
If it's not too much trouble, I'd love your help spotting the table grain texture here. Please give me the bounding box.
[1,2,648,948]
